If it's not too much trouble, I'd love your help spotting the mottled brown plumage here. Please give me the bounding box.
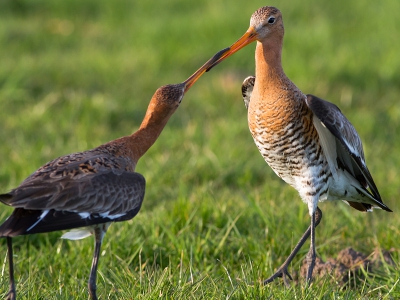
[0,49,228,300]
[207,6,391,286]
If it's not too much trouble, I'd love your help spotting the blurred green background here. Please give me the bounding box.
[0,0,399,299]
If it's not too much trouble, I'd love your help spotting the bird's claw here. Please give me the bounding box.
[263,266,293,287]
[6,290,16,300]
[281,268,293,287]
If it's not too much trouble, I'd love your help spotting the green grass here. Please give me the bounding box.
[0,0,399,298]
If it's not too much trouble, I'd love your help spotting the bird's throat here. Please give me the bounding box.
[254,41,286,88]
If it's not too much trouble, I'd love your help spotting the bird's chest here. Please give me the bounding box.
[247,95,326,186]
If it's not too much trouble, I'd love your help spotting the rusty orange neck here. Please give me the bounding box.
[254,40,286,90]
[252,39,300,109]
[112,96,173,163]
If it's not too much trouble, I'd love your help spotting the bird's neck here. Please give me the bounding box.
[126,100,172,162]
[254,40,287,90]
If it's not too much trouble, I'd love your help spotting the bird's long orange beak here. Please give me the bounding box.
[206,27,258,72]
[183,47,231,92]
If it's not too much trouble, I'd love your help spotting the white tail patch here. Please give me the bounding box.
[61,228,93,240]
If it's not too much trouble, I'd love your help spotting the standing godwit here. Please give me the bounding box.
[0,49,227,300]
[207,6,392,285]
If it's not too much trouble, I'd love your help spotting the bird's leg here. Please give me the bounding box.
[305,209,317,284]
[88,227,105,300]
[6,237,16,300]
[263,207,322,286]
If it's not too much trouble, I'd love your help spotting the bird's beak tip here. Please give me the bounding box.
[183,47,233,91]
[206,47,231,72]
[206,30,258,72]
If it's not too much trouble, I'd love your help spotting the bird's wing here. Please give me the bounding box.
[3,171,145,215]
[0,171,145,236]
[305,94,391,212]
[241,76,255,109]
[0,150,146,236]
[2,150,145,215]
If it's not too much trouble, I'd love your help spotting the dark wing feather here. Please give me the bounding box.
[0,171,145,236]
[305,94,391,212]
[2,171,145,215]
[241,76,255,110]
[0,205,142,237]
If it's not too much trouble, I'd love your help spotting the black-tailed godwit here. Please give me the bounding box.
[0,49,228,300]
[207,6,392,285]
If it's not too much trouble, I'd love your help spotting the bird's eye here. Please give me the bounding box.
[268,17,276,24]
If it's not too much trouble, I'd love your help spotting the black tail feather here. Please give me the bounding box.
[0,207,141,237]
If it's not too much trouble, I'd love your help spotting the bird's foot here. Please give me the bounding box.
[6,289,16,300]
[305,249,316,286]
[88,282,98,300]
[262,265,293,287]
[89,289,98,300]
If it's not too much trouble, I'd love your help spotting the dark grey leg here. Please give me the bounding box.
[305,209,317,284]
[263,207,322,286]
[88,227,105,300]
[6,237,16,300]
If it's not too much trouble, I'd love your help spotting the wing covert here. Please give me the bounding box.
[2,171,146,216]
[242,76,255,110]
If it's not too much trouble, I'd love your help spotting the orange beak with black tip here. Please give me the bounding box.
[206,27,258,72]
[183,47,231,92]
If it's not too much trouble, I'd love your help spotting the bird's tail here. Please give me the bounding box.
[0,208,39,237]
[0,193,13,205]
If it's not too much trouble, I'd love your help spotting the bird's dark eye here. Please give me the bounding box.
[268,17,276,24]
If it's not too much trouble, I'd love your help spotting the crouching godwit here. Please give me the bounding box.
[0,49,228,300]
[207,6,392,285]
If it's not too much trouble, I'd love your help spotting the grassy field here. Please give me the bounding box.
[1,0,399,299]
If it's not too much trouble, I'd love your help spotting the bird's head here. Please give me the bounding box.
[249,6,283,41]
[206,6,284,71]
